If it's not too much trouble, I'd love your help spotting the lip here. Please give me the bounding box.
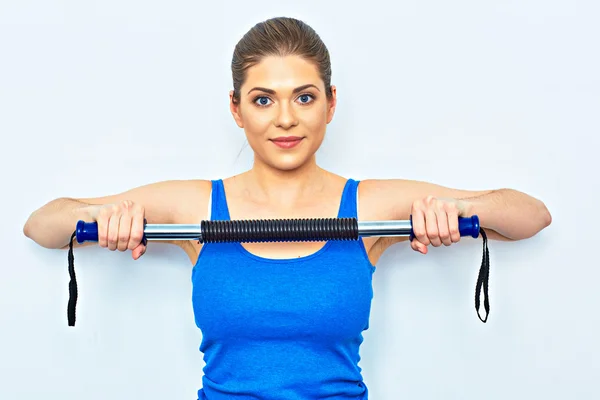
[270,136,304,149]
[271,136,303,142]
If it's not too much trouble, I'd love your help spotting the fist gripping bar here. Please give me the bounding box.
[74,216,481,243]
[67,215,490,327]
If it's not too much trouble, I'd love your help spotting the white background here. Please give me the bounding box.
[1,0,598,399]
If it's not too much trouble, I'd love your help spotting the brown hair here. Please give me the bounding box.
[231,17,332,104]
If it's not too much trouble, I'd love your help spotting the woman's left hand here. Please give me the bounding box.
[410,195,470,254]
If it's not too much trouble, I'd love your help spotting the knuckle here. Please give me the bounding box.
[426,227,439,239]
[445,202,457,212]
[130,231,144,244]
[120,201,132,214]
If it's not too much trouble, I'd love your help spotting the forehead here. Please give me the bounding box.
[243,55,322,90]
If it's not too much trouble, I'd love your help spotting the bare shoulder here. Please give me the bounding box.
[144,178,212,263]
[356,179,411,221]
[165,179,212,263]
[354,180,384,220]
[164,179,213,224]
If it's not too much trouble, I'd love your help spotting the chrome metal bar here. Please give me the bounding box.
[141,221,413,241]
[358,220,412,237]
[144,224,203,240]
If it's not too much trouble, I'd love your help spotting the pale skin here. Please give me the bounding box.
[23,55,552,266]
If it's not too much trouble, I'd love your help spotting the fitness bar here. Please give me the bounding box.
[74,215,480,244]
[67,214,490,327]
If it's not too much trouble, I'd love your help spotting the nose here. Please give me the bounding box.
[274,102,298,129]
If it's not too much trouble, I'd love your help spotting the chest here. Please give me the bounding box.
[191,242,375,342]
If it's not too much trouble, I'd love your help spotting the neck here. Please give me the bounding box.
[246,155,329,204]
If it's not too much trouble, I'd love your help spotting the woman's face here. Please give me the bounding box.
[230,55,337,171]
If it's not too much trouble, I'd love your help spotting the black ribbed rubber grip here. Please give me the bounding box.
[200,218,359,243]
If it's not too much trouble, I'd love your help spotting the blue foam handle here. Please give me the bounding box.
[409,215,480,241]
[76,220,99,243]
[459,215,480,238]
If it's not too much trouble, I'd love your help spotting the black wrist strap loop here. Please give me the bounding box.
[474,228,490,322]
[67,231,78,327]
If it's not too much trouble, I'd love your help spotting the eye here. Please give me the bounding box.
[254,96,272,107]
[297,94,314,104]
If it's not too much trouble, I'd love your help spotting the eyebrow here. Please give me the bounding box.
[247,84,321,95]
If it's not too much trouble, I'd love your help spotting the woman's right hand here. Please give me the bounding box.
[90,200,147,259]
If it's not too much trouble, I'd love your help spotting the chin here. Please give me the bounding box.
[266,154,312,171]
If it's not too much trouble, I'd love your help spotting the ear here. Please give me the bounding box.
[326,85,337,124]
[229,90,244,128]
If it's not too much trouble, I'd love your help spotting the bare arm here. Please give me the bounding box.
[458,188,551,240]
[360,179,551,241]
[23,198,98,249]
[23,179,211,250]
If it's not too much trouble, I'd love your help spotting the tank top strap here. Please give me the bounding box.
[337,178,360,219]
[209,179,231,221]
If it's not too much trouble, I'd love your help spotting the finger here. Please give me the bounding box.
[436,209,452,246]
[411,239,428,254]
[107,209,121,251]
[412,207,430,246]
[118,213,132,252]
[97,211,109,249]
[426,208,441,247]
[128,212,145,250]
[447,207,461,243]
[410,239,419,252]
[132,243,147,260]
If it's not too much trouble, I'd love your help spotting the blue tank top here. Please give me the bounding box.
[191,178,376,399]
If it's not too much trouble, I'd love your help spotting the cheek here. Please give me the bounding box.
[242,109,272,136]
[300,106,328,134]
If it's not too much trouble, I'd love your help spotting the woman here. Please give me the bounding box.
[23,17,551,400]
